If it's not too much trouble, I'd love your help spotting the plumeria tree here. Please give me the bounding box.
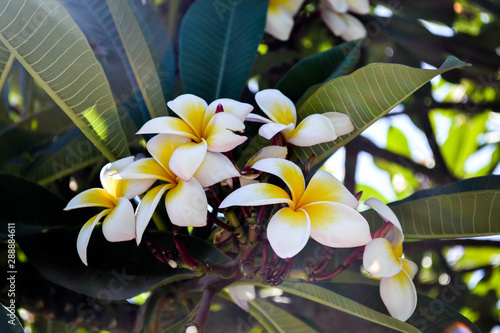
[0,0,499,332]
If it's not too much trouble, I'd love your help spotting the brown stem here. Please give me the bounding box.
[207,213,233,232]
[310,247,364,281]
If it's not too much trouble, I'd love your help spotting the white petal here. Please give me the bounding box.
[364,198,404,247]
[206,98,254,124]
[194,152,240,188]
[136,117,198,140]
[265,6,295,41]
[165,178,207,227]
[322,0,349,13]
[227,285,256,312]
[204,113,247,152]
[348,0,370,15]
[245,146,288,167]
[259,122,294,140]
[219,183,293,208]
[286,114,337,146]
[298,170,358,208]
[255,89,296,126]
[252,158,305,205]
[135,184,172,244]
[321,8,348,36]
[77,209,111,266]
[147,134,192,172]
[118,178,156,200]
[102,197,136,242]
[167,94,207,137]
[322,112,355,136]
[245,113,272,124]
[304,202,372,248]
[169,140,208,182]
[340,14,367,41]
[65,188,114,210]
[267,207,311,258]
[401,258,418,280]
[363,238,402,277]
[380,270,417,321]
[100,157,135,198]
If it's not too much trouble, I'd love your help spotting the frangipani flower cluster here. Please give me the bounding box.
[65,89,416,322]
[363,198,418,321]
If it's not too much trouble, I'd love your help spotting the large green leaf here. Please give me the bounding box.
[363,175,500,238]
[24,129,103,184]
[276,39,362,104]
[179,0,268,101]
[19,228,230,299]
[291,56,469,165]
[0,106,73,166]
[0,0,130,161]
[0,173,85,241]
[0,40,14,93]
[317,283,479,333]
[0,304,24,333]
[279,282,420,332]
[106,0,169,118]
[249,298,320,333]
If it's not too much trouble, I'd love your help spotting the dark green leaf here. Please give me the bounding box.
[279,282,420,332]
[0,173,85,241]
[363,175,500,238]
[179,0,268,101]
[317,283,480,333]
[276,39,362,103]
[291,56,469,166]
[0,0,130,161]
[0,304,24,333]
[19,228,230,299]
[249,298,320,333]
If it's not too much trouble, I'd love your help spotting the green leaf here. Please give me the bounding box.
[0,304,24,333]
[441,111,489,177]
[249,51,300,78]
[0,173,85,241]
[0,0,130,161]
[386,125,412,159]
[248,298,320,333]
[19,228,230,299]
[0,106,73,166]
[291,56,470,165]
[276,39,362,104]
[0,40,15,93]
[278,282,420,332]
[179,0,268,101]
[317,283,480,333]
[106,0,170,118]
[24,129,102,184]
[363,175,500,238]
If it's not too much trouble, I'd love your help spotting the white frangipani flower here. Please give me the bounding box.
[137,94,252,182]
[115,134,240,244]
[246,89,354,147]
[64,157,155,265]
[321,0,370,41]
[362,198,418,322]
[220,158,371,258]
[227,285,256,312]
[265,0,306,41]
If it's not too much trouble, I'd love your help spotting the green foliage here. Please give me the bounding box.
[179,0,268,101]
[0,0,498,331]
[0,0,130,161]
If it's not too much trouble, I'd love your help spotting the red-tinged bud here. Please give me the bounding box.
[354,191,363,201]
[216,103,224,113]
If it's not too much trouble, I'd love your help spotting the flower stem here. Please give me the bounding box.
[310,247,364,281]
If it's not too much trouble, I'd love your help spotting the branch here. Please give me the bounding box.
[352,136,458,184]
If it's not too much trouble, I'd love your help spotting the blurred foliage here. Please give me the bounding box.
[0,0,499,332]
